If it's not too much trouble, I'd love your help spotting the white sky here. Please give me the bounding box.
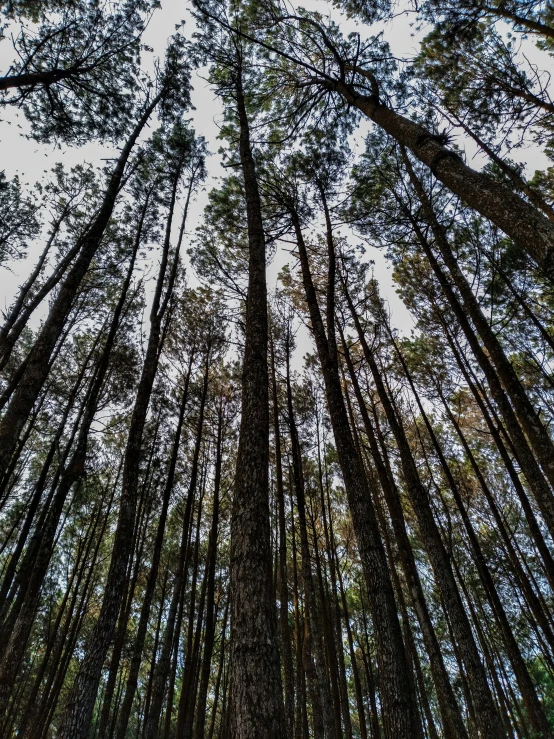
[0,0,551,349]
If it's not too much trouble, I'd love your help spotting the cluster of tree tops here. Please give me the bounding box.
[1,0,554,737]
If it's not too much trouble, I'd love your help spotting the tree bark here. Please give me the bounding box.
[329,77,554,277]
[228,65,285,739]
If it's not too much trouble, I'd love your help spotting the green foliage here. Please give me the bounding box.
[0,171,41,265]
[0,1,159,144]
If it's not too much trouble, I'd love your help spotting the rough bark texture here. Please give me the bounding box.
[330,79,554,278]
[228,68,285,739]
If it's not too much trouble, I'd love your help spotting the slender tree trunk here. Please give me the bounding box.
[393,336,553,738]
[0,213,143,706]
[194,405,223,739]
[0,351,109,707]
[270,333,296,736]
[142,355,210,739]
[290,487,308,739]
[291,211,419,738]
[0,324,100,618]
[402,149,554,492]
[96,491,153,739]
[336,552,368,739]
[339,329,469,739]
[407,204,554,541]
[425,316,554,593]
[16,493,104,738]
[0,93,163,478]
[29,478,116,739]
[176,501,209,739]
[208,597,229,739]
[0,204,95,372]
[286,343,335,739]
[343,281,506,739]
[56,169,182,739]
[113,356,195,739]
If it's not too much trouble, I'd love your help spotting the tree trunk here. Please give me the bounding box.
[194,404,223,739]
[113,356,195,739]
[56,163,181,739]
[406,202,554,542]
[0,93,163,478]
[339,329,469,739]
[286,341,335,739]
[402,149,554,494]
[393,334,553,738]
[270,332,296,736]
[291,211,418,738]
[142,355,210,739]
[343,280,506,739]
[228,65,285,739]
[330,77,554,277]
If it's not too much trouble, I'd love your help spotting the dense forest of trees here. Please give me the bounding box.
[2,0,554,737]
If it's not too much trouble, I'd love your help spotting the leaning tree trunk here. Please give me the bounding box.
[113,354,195,739]
[392,335,553,739]
[56,165,182,739]
[339,329,469,739]
[415,217,554,540]
[343,281,506,739]
[402,149,554,494]
[329,76,554,277]
[0,93,163,479]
